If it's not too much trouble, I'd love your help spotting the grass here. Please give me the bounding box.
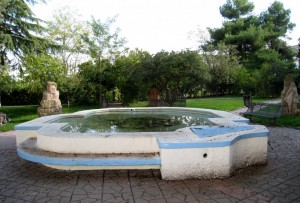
[277,115,300,127]
[0,97,298,131]
[128,97,300,127]
[249,115,300,127]
[0,104,99,132]
[186,97,267,111]
[128,101,148,107]
[0,106,38,132]
[129,97,267,111]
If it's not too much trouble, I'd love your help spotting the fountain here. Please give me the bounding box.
[15,107,268,180]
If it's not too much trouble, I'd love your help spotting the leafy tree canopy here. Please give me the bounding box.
[138,50,209,106]
[21,53,65,94]
[46,7,86,74]
[208,0,295,69]
[202,43,241,95]
[81,16,127,104]
[205,0,297,96]
[0,0,55,68]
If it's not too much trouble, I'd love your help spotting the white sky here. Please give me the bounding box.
[32,0,300,54]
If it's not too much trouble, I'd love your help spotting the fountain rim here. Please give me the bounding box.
[15,107,269,179]
[15,107,250,132]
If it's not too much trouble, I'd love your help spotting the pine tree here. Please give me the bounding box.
[206,0,296,96]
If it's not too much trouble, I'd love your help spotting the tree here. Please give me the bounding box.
[112,49,151,104]
[59,74,82,106]
[202,44,242,95]
[260,1,295,41]
[258,1,295,68]
[82,16,126,105]
[105,49,210,105]
[0,0,8,19]
[21,53,66,96]
[0,64,13,106]
[209,0,264,63]
[0,0,55,69]
[219,0,254,20]
[76,61,106,104]
[209,0,295,65]
[46,7,86,75]
[140,50,209,106]
[206,0,297,96]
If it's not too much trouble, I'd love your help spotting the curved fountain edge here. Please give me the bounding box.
[15,107,269,180]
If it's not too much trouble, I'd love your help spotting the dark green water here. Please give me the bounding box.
[52,111,216,133]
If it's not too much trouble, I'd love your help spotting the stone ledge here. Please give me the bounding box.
[18,138,161,167]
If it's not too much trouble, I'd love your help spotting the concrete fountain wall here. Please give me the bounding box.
[15,107,269,180]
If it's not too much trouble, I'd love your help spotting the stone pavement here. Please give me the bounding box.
[230,98,282,116]
[0,127,300,203]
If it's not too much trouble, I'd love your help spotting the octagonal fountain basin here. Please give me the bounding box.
[15,107,269,180]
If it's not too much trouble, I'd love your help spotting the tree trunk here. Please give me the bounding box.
[99,82,102,107]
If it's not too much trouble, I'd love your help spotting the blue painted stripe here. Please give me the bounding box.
[17,150,161,166]
[232,119,250,123]
[191,126,256,138]
[158,131,269,149]
[14,125,43,130]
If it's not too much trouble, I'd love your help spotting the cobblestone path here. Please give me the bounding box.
[0,127,299,202]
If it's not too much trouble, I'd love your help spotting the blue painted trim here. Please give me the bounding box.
[191,126,255,138]
[158,131,269,149]
[232,119,250,123]
[14,125,43,130]
[17,150,161,166]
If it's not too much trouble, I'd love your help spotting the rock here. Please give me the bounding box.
[281,75,299,115]
[0,113,9,125]
[37,82,62,117]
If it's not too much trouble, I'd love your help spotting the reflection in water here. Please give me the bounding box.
[53,111,216,133]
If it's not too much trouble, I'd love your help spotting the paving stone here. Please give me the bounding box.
[2,197,25,203]
[102,192,134,203]
[70,194,88,201]
[0,126,300,202]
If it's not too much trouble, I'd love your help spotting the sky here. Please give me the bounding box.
[31,0,300,54]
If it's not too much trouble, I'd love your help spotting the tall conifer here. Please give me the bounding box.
[0,0,54,68]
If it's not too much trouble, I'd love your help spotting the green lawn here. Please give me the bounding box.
[0,105,99,132]
[0,97,298,132]
[129,97,267,111]
[0,106,38,132]
[248,115,300,127]
[129,97,299,127]
[276,115,300,126]
[186,97,266,111]
[128,101,148,107]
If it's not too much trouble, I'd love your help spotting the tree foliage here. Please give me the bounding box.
[219,0,254,20]
[0,0,54,68]
[0,64,13,106]
[134,50,209,106]
[260,1,295,38]
[82,16,126,104]
[202,44,241,95]
[46,7,86,74]
[1,0,299,106]
[111,49,150,104]
[206,0,297,96]
[21,53,65,94]
[83,16,126,61]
